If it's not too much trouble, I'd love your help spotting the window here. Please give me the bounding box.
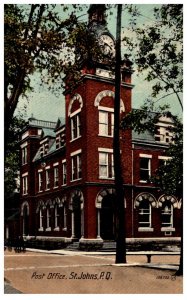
[138,200,151,228]
[158,156,171,168]
[46,206,51,230]
[71,113,81,140]
[139,156,151,182]
[63,205,67,229]
[54,204,60,229]
[40,145,44,157]
[99,150,114,179]
[39,208,43,230]
[62,161,67,185]
[71,154,82,181]
[99,110,114,137]
[44,142,49,154]
[71,150,82,181]
[155,126,173,143]
[56,129,65,149]
[22,147,27,165]
[54,166,59,187]
[161,201,173,228]
[38,172,43,192]
[22,176,28,195]
[45,169,50,190]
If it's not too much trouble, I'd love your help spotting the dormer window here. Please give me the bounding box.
[40,145,44,157]
[44,142,49,154]
[155,116,174,144]
[40,138,49,156]
[56,127,65,149]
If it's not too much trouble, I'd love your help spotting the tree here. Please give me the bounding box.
[154,116,183,276]
[122,4,183,274]
[4,4,82,141]
[5,4,109,148]
[4,116,27,212]
[123,4,183,110]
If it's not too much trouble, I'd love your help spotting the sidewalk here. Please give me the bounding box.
[25,247,180,271]
[4,248,182,293]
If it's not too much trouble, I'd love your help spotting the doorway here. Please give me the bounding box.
[100,194,115,240]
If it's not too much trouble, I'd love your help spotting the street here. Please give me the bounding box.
[4,249,182,294]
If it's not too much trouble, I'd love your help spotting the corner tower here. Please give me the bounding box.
[64,4,133,246]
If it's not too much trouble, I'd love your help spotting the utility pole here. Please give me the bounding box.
[114,4,127,264]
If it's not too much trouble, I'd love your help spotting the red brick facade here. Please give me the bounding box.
[19,69,182,247]
[19,5,181,248]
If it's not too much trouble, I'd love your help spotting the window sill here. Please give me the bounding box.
[98,134,113,138]
[38,227,44,232]
[53,186,59,189]
[99,177,115,180]
[45,188,50,191]
[138,227,154,232]
[70,136,81,143]
[38,190,43,193]
[63,227,67,231]
[46,227,51,232]
[61,184,67,187]
[161,227,175,232]
[139,180,149,183]
[54,227,60,231]
[70,178,82,183]
[22,193,28,196]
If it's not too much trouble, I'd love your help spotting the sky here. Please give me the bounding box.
[14,2,183,122]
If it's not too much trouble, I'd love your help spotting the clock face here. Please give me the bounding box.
[99,34,115,55]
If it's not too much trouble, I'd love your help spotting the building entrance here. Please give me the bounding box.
[100,195,115,240]
[72,196,81,239]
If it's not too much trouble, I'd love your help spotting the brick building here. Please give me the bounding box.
[19,5,181,249]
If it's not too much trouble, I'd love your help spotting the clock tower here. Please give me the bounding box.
[64,4,133,247]
[88,4,115,59]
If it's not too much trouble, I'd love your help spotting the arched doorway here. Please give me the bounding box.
[72,195,81,239]
[69,190,84,239]
[100,194,116,240]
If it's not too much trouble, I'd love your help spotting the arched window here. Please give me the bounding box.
[138,199,152,228]
[39,207,43,231]
[46,205,51,231]
[161,200,173,228]
[54,204,60,230]
[134,193,156,232]
[94,90,125,138]
[68,94,83,141]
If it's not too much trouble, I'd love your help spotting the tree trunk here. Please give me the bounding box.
[114,4,126,264]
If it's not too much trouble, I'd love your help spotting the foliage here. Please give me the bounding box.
[123,4,183,109]
[121,104,183,199]
[153,115,183,198]
[4,117,27,200]
[4,4,112,133]
[4,5,83,132]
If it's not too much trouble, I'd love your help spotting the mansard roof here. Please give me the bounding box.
[41,128,56,139]
[55,117,65,131]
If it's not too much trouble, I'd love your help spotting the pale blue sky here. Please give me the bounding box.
[15,4,183,121]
